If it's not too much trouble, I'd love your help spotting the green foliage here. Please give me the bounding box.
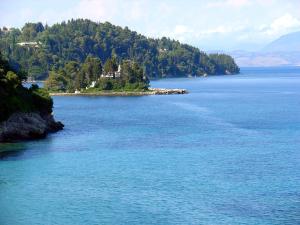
[96,60,149,91]
[209,54,240,74]
[0,53,53,122]
[44,71,67,92]
[21,22,45,41]
[6,71,21,86]
[97,79,113,90]
[0,19,239,79]
[81,55,102,84]
[103,58,117,74]
[44,56,149,92]
[121,60,145,83]
[30,84,53,114]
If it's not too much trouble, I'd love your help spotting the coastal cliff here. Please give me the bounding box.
[0,112,63,142]
[0,53,63,143]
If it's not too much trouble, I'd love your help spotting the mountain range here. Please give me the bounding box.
[231,31,300,67]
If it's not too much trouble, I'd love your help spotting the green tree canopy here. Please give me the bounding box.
[0,19,240,79]
[0,53,53,122]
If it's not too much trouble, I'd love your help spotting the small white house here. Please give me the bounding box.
[90,81,96,88]
[17,42,40,48]
[115,64,121,78]
[101,73,114,78]
[100,64,121,78]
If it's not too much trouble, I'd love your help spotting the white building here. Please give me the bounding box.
[17,42,40,48]
[100,73,114,78]
[89,81,96,88]
[115,64,121,78]
[100,64,121,78]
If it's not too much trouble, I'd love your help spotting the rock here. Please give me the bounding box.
[50,88,188,96]
[0,112,64,142]
[42,114,64,132]
[148,88,187,95]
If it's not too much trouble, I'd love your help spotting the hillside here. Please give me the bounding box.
[0,19,239,79]
[263,31,300,52]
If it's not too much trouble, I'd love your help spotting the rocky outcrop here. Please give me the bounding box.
[50,88,188,96]
[148,88,187,95]
[0,112,64,142]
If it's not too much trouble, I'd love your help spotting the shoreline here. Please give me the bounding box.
[50,88,188,96]
[0,112,64,143]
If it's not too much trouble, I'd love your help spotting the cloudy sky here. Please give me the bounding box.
[1,0,300,51]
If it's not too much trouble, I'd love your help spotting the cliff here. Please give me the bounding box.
[0,112,63,142]
[0,53,63,142]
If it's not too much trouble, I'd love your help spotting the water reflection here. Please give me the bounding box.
[0,143,29,160]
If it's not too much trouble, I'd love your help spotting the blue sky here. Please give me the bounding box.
[1,0,300,51]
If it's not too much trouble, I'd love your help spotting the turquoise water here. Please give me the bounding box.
[1,68,300,225]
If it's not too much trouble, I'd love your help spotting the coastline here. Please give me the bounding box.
[50,88,188,96]
[0,112,64,143]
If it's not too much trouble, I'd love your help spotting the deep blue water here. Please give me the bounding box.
[1,68,300,225]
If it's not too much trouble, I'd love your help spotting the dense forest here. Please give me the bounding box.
[0,53,52,122]
[44,56,150,92]
[0,19,239,80]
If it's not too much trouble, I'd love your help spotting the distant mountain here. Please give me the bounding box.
[230,31,300,67]
[263,31,300,52]
[231,50,300,67]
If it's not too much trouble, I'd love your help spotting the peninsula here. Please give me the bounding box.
[50,88,187,96]
[44,57,187,95]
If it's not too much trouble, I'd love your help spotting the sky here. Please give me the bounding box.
[1,0,300,51]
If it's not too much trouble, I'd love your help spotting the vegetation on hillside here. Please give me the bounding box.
[0,19,240,80]
[0,52,53,122]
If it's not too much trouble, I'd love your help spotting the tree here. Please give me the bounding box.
[64,61,80,79]
[6,71,21,87]
[44,71,67,92]
[103,58,117,74]
[81,55,102,84]
[0,19,239,80]
[0,54,54,122]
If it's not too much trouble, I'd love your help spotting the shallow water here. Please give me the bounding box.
[1,68,300,225]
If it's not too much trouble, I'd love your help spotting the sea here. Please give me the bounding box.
[1,67,300,225]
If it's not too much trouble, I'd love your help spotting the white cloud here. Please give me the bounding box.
[201,26,230,35]
[71,0,118,22]
[174,25,192,35]
[158,2,173,15]
[196,25,247,39]
[124,0,146,21]
[207,0,251,8]
[262,14,300,36]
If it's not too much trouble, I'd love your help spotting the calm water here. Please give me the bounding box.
[1,68,300,225]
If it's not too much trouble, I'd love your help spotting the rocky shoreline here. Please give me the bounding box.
[50,88,187,96]
[0,112,64,143]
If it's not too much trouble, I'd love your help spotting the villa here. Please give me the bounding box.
[101,64,121,78]
[17,42,40,48]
